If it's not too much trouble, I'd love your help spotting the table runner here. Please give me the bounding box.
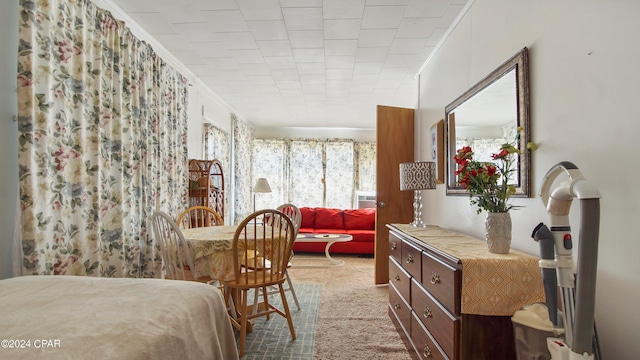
[393,224,546,316]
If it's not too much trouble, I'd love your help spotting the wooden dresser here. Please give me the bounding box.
[387,224,545,360]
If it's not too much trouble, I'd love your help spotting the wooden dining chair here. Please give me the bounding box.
[273,203,302,310]
[222,209,297,357]
[151,211,212,283]
[177,205,224,229]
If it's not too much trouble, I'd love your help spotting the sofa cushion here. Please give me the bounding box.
[300,207,316,228]
[313,207,344,229]
[343,208,375,230]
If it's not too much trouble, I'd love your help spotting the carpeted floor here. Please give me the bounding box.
[289,254,413,360]
[238,254,413,359]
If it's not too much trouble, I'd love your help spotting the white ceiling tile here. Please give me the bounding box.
[300,74,326,86]
[325,69,354,80]
[152,34,199,51]
[280,0,322,7]
[326,79,351,90]
[396,18,439,38]
[325,55,355,70]
[276,81,303,90]
[353,62,383,74]
[203,57,241,70]
[192,0,238,11]
[325,40,358,56]
[170,22,220,42]
[323,19,362,40]
[229,49,265,63]
[257,40,293,57]
[289,31,324,49]
[297,62,325,75]
[240,63,271,75]
[247,20,289,41]
[405,0,452,17]
[109,0,469,130]
[323,0,365,19]
[302,84,326,94]
[248,76,277,86]
[193,43,231,57]
[366,0,409,5]
[355,47,389,62]
[283,8,323,30]
[384,54,417,68]
[270,68,300,80]
[198,10,249,32]
[236,0,283,20]
[361,6,405,29]
[389,38,427,55]
[125,13,177,35]
[293,48,325,62]
[265,56,297,70]
[217,32,258,50]
[358,29,396,47]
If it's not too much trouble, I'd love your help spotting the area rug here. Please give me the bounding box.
[241,283,321,359]
[289,254,414,360]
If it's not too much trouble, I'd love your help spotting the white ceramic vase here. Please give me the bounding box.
[485,212,512,254]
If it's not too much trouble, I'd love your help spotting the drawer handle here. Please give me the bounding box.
[406,254,413,264]
[430,272,440,285]
[394,303,401,310]
[423,345,432,358]
[423,306,432,318]
[394,275,401,282]
[391,243,397,251]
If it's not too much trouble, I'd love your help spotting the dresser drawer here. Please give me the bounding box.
[421,251,460,314]
[411,278,459,360]
[389,233,402,264]
[401,239,422,282]
[410,311,449,360]
[389,281,411,334]
[389,257,411,302]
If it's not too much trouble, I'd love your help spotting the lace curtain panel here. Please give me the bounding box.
[252,139,375,209]
[16,0,189,277]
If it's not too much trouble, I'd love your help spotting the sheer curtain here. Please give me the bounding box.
[252,138,374,209]
[16,0,188,277]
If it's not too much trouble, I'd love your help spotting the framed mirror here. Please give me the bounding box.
[445,47,531,196]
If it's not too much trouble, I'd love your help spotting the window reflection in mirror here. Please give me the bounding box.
[445,48,530,196]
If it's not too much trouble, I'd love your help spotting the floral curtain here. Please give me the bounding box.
[252,138,374,209]
[252,139,287,210]
[355,141,376,192]
[232,114,254,223]
[16,0,189,277]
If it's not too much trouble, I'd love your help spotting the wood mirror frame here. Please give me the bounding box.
[445,47,531,196]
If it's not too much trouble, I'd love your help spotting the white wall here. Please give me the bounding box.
[418,0,640,358]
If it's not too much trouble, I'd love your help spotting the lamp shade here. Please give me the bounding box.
[253,178,272,193]
[399,162,437,191]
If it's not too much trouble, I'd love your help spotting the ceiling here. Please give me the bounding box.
[105,0,469,130]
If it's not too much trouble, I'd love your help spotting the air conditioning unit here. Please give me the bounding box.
[355,191,376,209]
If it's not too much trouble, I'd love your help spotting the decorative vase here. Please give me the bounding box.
[485,212,512,254]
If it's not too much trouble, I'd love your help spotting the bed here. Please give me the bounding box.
[0,275,239,360]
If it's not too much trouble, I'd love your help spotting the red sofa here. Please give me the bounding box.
[293,207,376,255]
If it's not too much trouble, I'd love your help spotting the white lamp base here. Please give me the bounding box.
[409,190,426,227]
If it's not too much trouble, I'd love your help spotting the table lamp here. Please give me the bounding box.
[252,178,272,212]
[399,162,436,227]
